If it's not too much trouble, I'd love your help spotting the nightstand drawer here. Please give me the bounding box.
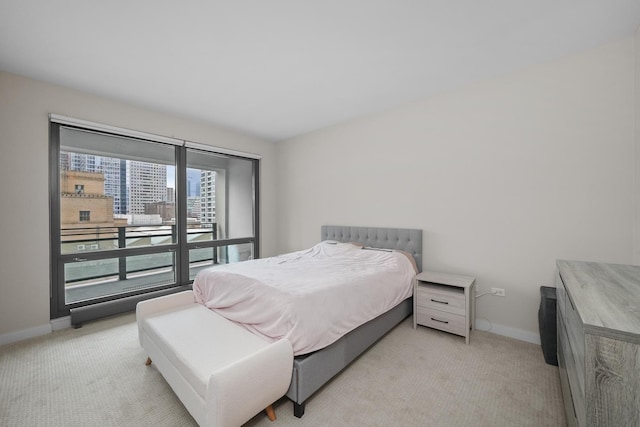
[416,308,466,336]
[415,283,465,316]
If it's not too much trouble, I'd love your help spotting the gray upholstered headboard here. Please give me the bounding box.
[321,225,423,272]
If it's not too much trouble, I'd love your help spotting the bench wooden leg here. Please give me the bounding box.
[145,357,152,366]
[265,405,276,421]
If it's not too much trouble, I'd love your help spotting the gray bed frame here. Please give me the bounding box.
[285,225,423,417]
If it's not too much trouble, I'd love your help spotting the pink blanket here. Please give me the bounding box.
[193,241,416,355]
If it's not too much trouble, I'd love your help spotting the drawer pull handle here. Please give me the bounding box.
[431,317,449,324]
[431,299,449,305]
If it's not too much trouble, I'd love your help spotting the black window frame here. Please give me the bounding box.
[49,120,260,320]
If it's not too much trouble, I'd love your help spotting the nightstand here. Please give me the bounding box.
[413,271,476,344]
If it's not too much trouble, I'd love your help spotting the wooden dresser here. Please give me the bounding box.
[556,260,640,427]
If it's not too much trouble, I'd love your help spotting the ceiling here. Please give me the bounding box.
[1,1,640,142]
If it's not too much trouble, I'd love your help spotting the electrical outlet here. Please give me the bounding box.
[491,287,505,297]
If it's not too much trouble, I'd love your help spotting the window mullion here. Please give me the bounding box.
[253,159,260,259]
[49,123,63,316]
[176,146,189,285]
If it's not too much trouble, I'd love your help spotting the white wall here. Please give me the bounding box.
[276,38,635,343]
[0,71,276,342]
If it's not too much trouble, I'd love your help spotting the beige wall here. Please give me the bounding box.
[276,38,635,342]
[635,27,640,264]
[0,71,276,340]
[1,36,637,345]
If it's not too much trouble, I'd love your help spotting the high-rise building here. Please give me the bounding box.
[200,170,216,226]
[115,159,128,214]
[166,187,175,203]
[187,169,201,197]
[187,197,201,219]
[127,161,167,214]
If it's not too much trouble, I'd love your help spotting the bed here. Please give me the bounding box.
[286,225,422,417]
[193,225,423,418]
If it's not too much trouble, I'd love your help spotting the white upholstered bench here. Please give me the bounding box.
[136,291,293,427]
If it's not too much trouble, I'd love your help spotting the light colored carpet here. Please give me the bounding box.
[0,313,565,426]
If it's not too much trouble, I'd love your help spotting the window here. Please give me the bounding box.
[49,117,260,321]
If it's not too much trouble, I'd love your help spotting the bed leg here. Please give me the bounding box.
[145,357,152,366]
[265,405,276,421]
[293,402,305,418]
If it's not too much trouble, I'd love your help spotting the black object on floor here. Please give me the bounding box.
[538,286,558,366]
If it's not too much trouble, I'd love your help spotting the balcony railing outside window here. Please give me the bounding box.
[61,224,255,303]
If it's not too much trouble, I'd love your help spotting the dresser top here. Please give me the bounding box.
[557,260,640,339]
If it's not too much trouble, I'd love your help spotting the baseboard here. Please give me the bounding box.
[475,319,541,345]
[0,323,52,347]
[0,316,540,348]
[51,316,71,331]
[0,316,72,347]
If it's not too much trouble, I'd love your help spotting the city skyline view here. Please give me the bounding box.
[60,151,213,221]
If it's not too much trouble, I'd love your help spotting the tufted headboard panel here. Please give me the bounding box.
[321,225,423,272]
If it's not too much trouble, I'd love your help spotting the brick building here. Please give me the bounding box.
[60,171,126,250]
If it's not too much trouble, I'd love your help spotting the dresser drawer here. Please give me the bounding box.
[563,289,585,397]
[415,283,465,316]
[557,317,579,427]
[556,272,567,319]
[416,307,466,336]
[558,271,585,395]
[558,313,586,426]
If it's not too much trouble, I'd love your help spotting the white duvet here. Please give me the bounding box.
[192,241,416,355]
